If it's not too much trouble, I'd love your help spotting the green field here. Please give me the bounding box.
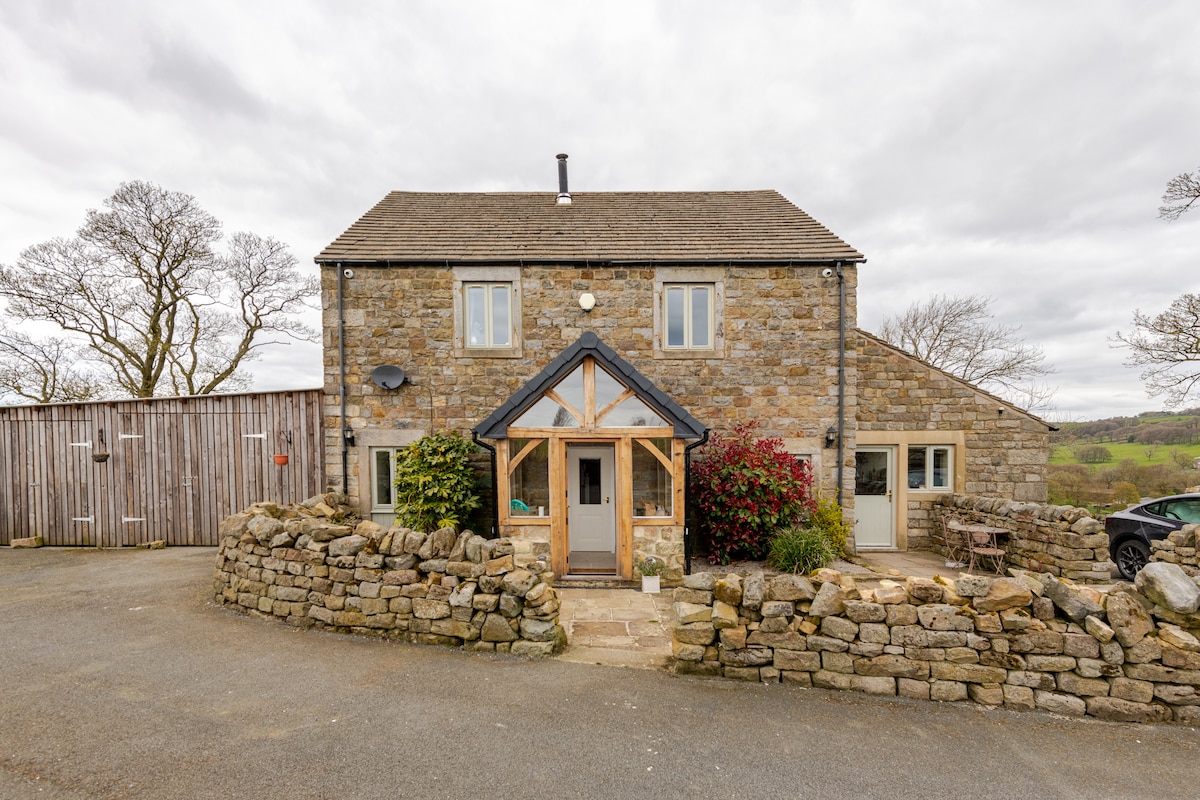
[1050,441,1200,467]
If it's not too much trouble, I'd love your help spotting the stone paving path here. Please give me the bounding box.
[553,551,949,671]
[556,587,675,669]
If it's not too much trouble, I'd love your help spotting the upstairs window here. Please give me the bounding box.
[465,282,512,348]
[663,283,713,350]
[453,267,522,356]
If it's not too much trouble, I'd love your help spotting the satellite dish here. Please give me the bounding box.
[371,365,406,389]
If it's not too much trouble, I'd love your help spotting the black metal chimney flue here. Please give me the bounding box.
[556,153,571,204]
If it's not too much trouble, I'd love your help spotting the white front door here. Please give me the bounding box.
[567,444,616,573]
[854,446,895,548]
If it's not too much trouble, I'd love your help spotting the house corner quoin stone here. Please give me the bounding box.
[212,494,567,656]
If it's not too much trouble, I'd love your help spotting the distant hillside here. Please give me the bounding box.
[1048,409,1200,511]
[1051,409,1200,447]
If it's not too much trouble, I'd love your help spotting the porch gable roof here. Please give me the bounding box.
[472,332,708,439]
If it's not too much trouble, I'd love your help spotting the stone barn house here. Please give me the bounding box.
[316,158,1050,581]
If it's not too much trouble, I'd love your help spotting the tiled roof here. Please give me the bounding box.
[317,190,863,264]
[473,332,708,439]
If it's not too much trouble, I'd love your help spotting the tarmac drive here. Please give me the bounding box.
[2,548,1198,800]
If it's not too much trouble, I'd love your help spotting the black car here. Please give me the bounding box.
[1105,493,1200,581]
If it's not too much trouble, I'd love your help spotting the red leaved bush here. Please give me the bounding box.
[690,421,816,564]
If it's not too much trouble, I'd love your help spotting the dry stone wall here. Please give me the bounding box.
[671,563,1200,725]
[1152,524,1200,577]
[934,494,1114,583]
[213,494,566,656]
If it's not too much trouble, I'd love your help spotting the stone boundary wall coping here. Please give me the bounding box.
[934,494,1114,583]
[670,562,1200,726]
[212,494,566,656]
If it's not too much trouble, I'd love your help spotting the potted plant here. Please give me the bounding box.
[274,431,290,466]
[635,556,664,593]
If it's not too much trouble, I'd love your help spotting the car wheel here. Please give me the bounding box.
[1114,539,1150,581]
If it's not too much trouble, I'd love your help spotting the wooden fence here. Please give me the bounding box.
[0,389,325,547]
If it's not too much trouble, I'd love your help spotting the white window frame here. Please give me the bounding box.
[653,267,724,358]
[452,266,523,357]
[663,283,714,350]
[907,445,953,491]
[370,446,400,515]
[467,282,512,348]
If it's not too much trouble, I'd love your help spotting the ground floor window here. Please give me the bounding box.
[907,445,952,490]
[370,447,399,516]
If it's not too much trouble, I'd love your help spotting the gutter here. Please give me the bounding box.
[316,257,868,269]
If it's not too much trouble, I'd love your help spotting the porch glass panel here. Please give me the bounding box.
[633,438,672,517]
[600,396,667,427]
[512,397,580,428]
[508,439,550,516]
[594,365,625,409]
[553,365,585,412]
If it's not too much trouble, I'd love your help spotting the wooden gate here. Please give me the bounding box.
[0,390,325,547]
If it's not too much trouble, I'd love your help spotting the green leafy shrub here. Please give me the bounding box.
[806,497,850,555]
[766,526,837,574]
[393,432,482,532]
[690,421,816,564]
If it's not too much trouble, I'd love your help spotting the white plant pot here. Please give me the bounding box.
[641,575,661,594]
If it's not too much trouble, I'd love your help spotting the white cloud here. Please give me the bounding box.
[1,0,1197,418]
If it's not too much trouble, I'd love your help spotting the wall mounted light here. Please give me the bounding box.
[825,427,838,449]
[579,292,596,313]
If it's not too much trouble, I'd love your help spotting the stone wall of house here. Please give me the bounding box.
[855,332,1049,550]
[212,495,566,655]
[321,263,859,509]
[932,494,1114,583]
[670,564,1200,725]
[1151,524,1200,577]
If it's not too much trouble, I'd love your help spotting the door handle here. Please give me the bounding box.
[605,496,610,504]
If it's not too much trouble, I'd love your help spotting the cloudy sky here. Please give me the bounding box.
[1,1,1195,421]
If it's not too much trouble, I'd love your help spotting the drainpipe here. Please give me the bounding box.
[337,263,349,495]
[472,431,500,538]
[683,430,710,575]
[836,261,846,508]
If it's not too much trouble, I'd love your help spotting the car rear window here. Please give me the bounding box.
[1171,500,1200,524]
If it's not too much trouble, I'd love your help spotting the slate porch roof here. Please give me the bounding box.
[317,190,864,265]
[472,332,708,440]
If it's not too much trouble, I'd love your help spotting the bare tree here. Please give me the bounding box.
[1114,293,1200,408]
[0,180,318,400]
[0,328,102,403]
[877,294,1055,410]
[1159,167,1200,221]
